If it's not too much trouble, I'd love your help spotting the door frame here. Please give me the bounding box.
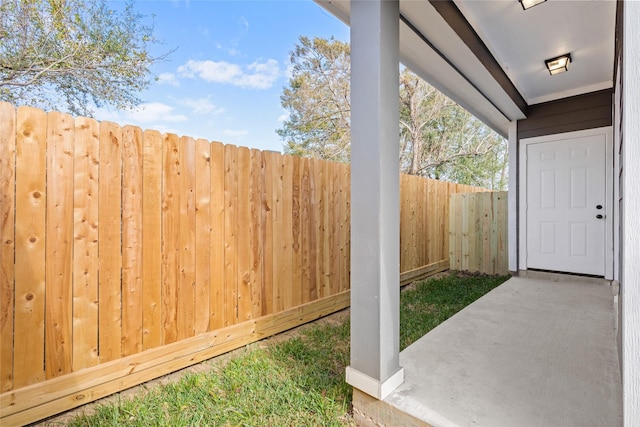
[519,127,613,279]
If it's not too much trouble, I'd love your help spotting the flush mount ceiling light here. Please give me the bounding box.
[545,53,572,75]
[519,0,547,10]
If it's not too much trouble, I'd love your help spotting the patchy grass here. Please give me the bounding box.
[400,272,509,350]
[63,272,508,427]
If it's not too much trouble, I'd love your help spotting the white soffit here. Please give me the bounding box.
[455,0,616,105]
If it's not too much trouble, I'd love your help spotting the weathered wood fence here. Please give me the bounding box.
[0,103,485,424]
[449,191,508,275]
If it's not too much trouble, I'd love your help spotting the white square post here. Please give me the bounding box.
[346,0,404,400]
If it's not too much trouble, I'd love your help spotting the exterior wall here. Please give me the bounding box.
[622,2,640,425]
[517,89,613,140]
[613,0,623,380]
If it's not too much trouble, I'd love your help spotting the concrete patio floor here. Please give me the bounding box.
[357,275,623,427]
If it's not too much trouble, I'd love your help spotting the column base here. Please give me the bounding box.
[346,366,404,400]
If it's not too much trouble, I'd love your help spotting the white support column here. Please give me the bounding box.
[346,0,404,400]
[622,2,640,425]
[507,121,518,273]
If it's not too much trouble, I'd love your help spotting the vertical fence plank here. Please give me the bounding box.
[142,130,162,350]
[161,133,180,344]
[0,102,16,391]
[316,159,329,298]
[195,139,211,335]
[261,151,274,315]
[416,178,426,267]
[236,147,252,322]
[290,156,302,306]
[339,164,351,292]
[224,144,238,325]
[399,175,410,272]
[72,116,99,371]
[14,106,47,387]
[330,163,340,295]
[98,122,123,363]
[460,193,470,271]
[121,126,143,357]
[45,111,74,379]
[209,141,225,330]
[482,192,493,274]
[250,149,263,318]
[301,157,315,303]
[497,191,508,274]
[178,136,196,340]
[473,192,484,273]
[448,194,456,270]
[282,155,294,308]
[490,191,499,274]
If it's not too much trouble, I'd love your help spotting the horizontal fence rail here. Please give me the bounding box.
[449,191,508,275]
[0,103,486,424]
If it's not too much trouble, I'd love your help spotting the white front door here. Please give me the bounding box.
[525,133,606,276]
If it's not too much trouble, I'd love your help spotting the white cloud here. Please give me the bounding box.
[157,72,180,87]
[178,98,225,115]
[125,102,188,124]
[177,59,280,89]
[277,112,289,123]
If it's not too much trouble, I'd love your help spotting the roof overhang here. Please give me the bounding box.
[315,0,616,138]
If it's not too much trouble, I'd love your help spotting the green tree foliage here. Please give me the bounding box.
[0,0,165,116]
[278,37,508,190]
[278,36,351,162]
[399,70,508,189]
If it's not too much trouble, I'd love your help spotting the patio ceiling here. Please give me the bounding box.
[315,0,616,137]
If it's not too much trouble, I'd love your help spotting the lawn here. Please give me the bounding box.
[62,272,509,427]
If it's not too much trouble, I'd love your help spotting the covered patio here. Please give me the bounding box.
[316,0,639,425]
[355,274,622,426]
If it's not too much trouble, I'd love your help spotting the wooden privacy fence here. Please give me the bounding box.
[449,191,508,275]
[0,103,484,424]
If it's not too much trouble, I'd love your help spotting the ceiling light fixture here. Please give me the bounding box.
[545,53,572,75]
[519,0,547,10]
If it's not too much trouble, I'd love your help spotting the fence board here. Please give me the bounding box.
[195,139,211,335]
[224,144,238,326]
[236,147,252,322]
[291,156,302,306]
[330,162,341,296]
[301,157,315,303]
[142,130,163,350]
[14,106,47,387]
[98,122,123,363]
[261,151,275,315]
[162,133,180,344]
[121,126,143,357]
[178,136,196,340]
[250,149,263,318]
[339,164,350,292]
[0,102,16,392]
[72,117,99,371]
[45,111,74,379]
[209,141,225,330]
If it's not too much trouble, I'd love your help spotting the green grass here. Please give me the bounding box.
[65,272,508,427]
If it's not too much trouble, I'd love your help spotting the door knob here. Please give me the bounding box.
[596,214,604,219]
[596,205,603,210]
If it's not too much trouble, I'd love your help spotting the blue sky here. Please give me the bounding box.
[95,1,349,152]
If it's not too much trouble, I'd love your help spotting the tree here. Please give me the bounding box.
[278,36,351,162]
[0,0,165,116]
[398,70,508,189]
[278,37,508,190]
